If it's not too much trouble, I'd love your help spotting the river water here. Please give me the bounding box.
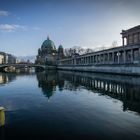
[0,70,140,140]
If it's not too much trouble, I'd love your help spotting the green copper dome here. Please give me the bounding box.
[58,44,63,49]
[41,36,56,50]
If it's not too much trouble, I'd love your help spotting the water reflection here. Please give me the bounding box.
[0,69,35,86]
[36,71,140,114]
[0,73,16,86]
[36,71,58,99]
[0,71,140,140]
[36,71,65,99]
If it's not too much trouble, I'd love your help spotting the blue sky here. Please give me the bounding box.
[0,0,140,56]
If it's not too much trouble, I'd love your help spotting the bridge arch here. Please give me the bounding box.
[0,64,46,72]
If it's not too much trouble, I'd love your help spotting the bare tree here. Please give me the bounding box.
[64,46,94,57]
[111,41,118,48]
[84,48,94,54]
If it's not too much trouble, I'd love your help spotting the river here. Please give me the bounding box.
[0,70,140,140]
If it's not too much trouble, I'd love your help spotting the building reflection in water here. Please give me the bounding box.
[36,71,140,114]
[0,73,16,86]
[36,71,65,99]
[0,68,35,86]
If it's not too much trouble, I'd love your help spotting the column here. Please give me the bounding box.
[118,52,120,64]
[90,56,91,64]
[138,32,140,43]
[103,54,105,64]
[107,53,109,64]
[122,37,125,46]
[112,52,114,64]
[91,56,93,64]
[88,56,90,64]
[95,55,97,63]
[127,36,129,45]
[137,32,139,43]
[131,49,133,63]
[100,55,102,63]
[132,34,134,44]
[89,56,91,64]
[97,55,98,63]
[138,48,140,64]
[100,54,102,64]
[82,58,84,65]
[93,55,97,63]
[124,50,126,64]
[98,55,100,63]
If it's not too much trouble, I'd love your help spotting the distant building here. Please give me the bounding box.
[0,52,16,64]
[57,45,65,60]
[0,52,5,64]
[6,54,17,64]
[36,36,64,65]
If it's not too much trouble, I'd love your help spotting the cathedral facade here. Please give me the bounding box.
[36,37,64,65]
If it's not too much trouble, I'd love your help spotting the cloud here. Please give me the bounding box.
[0,24,42,32]
[0,24,25,32]
[0,10,10,17]
[32,27,41,30]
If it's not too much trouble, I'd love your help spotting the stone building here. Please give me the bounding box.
[57,45,65,60]
[0,52,16,64]
[58,25,140,66]
[36,36,64,65]
[57,25,140,75]
[121,25,140,46]
[6,54,17,64]
[0,52,5,64]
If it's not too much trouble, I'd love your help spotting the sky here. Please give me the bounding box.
[0,0,140,56]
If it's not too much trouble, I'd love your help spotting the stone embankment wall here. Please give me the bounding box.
[57,65,140,76]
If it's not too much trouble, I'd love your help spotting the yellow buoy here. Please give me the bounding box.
[0,107,5,127]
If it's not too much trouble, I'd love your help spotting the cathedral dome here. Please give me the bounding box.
[58,44,64,53]
[41,36,56,50]
[58,45,63,49]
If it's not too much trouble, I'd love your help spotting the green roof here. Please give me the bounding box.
[58,44,63,49]
[41,36,56,50]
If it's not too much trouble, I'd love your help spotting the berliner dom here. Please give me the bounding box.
[36,36,64,65]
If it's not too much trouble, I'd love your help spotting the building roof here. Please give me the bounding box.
[41,36,56,50]
[0,51,5,54]
[58,45,63,49]
[121,25,140,35]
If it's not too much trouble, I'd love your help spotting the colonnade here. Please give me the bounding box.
[59,45,140,66]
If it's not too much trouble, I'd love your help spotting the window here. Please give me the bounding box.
[134,33,138,43]
[129,35,133,44]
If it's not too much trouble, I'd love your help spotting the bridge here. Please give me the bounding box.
[0,63,46,71]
